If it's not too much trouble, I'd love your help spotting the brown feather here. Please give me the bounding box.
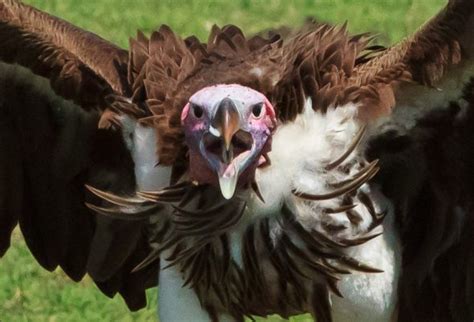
[0,0,129,109]
[0,58,162,310]
[353,0,474,120]
[310,283,332,322]
[126,22,380,166]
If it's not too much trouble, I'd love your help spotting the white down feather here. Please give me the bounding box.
[249,99,401,322]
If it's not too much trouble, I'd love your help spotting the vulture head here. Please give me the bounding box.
[181,84,276,199]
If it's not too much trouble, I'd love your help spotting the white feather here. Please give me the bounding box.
[331,186,400,322]
[250,99,361,216]
[248,98,401,322]
[120,117,171,191]
[121,119,205,322]
[159,253,217,322]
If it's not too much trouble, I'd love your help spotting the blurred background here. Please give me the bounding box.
[1,0,445,321]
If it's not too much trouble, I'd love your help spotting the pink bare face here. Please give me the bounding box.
[181,84,276,199]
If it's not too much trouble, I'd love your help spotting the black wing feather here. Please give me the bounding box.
[367,78,474,322]
[0,62,158,310]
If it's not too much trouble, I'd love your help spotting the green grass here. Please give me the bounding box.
[22,0,445,47]
[2,0,447,321]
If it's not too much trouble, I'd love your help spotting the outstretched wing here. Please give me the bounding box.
[0,0,160,310]
[361,0,474,320]
[0,0,130,106]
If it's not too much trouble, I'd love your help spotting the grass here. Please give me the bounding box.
[22,0,445,47]
[1,0,446,321]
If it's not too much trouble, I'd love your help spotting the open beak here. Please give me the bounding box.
[212,97,240,159]
[210,98,242,199]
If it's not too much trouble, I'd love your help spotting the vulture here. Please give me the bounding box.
[0,0,473,321]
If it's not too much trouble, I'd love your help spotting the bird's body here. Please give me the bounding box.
[125,98,402,322]
[0,0,474,321]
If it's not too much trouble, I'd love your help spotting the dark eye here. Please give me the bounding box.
[251,103,264,118]
[192,104,204,118]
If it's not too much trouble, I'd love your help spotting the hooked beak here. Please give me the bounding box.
[212,97,240,161]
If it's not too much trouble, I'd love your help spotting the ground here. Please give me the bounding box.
[0,0,445,321]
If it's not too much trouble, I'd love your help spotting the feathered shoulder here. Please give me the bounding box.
[123,23,384,168]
